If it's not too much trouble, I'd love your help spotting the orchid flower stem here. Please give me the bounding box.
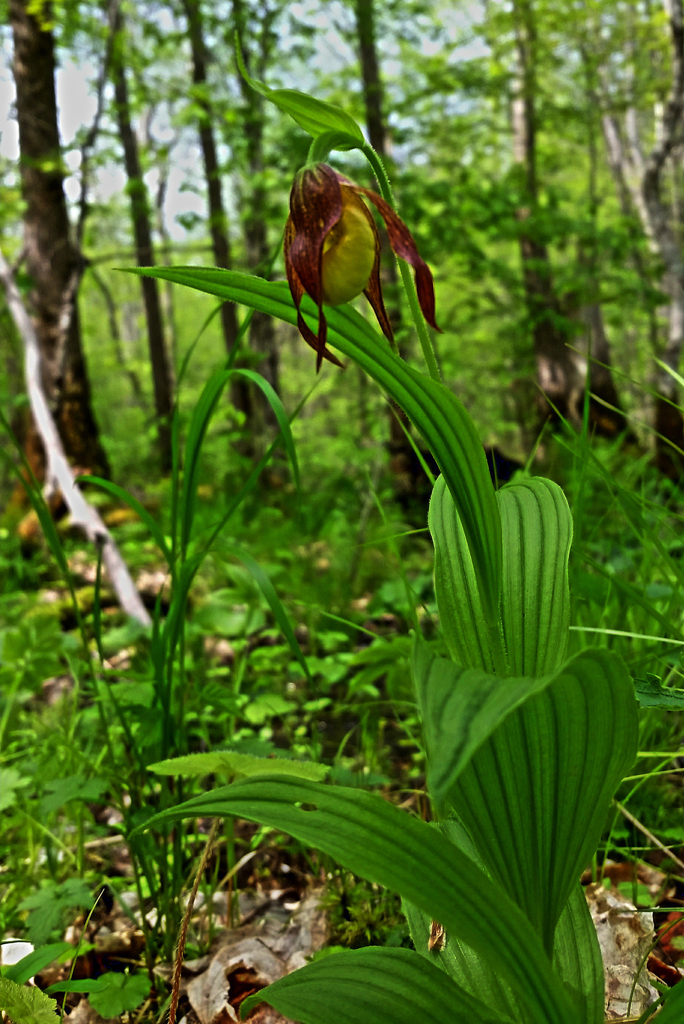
[361,143,442,384]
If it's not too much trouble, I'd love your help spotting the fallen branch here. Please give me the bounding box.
[0,248,151,627]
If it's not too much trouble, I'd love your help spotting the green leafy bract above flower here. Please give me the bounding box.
[235,34,363,146]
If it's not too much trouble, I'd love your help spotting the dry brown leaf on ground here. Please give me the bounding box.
[185,889,327,1024]
[586,882,660,1020]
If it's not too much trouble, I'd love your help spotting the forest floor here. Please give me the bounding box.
[3,446,684,1021]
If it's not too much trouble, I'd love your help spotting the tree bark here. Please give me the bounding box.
[0,248,150,626]
[181,0,241,358]
[601,0,684,477]
[232,0,280,441]
[354,0,423,496]
[511,0,585,430]
[8,0,109,481]
[111,7,173,472]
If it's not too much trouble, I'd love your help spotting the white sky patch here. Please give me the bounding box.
[0,63,18,160]
[56,59,98,145]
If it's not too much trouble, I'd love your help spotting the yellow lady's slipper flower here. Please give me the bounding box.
[284,163,440,370]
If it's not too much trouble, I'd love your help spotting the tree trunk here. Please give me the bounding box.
[600,0,684,478]
[9,0,109,481]
[354,0,423,496]
[111,8,173,472]
[232,0,280,444]
[576,50,631,439]
[181,0,241,361]
[511,0,584,429]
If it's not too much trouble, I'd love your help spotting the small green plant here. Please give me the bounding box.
[0,304,314,962]
[135,79,684,1024]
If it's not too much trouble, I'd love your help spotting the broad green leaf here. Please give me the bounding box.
[402,819,525,1023]
[0,977,59,1024]
[19,880,92,946]
[634,675,684,708]
[3,942,73,985]
[135,776,580,1024]
[552,886,604,1024]
[87,972,150,1017]
[0,767,30,812]
[430,476,572,676]
[127,269,503,626]
[499,478,572,676]
[412,636,549,806]
[39,774,107,816]
[149,750,328,781]
[240,947,511,1024]
[405,828,603,1024]
[429,475,500,671]
[449,648,638,952]
[652,977,684,1024]
[236,37,364,143]
[47,972,150,1017]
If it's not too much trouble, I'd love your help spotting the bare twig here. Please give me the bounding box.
[0,248,151,627]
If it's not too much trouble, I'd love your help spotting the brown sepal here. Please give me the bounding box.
[355,200,394,346]
[356,186,441,333]
[284,216,344,371]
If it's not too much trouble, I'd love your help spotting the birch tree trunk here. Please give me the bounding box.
[601,0,684,477]
[111,7,173,472]
[9,0,109,481]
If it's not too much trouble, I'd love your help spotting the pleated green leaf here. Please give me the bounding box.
[448,648,638,952]
[402,818,526,1023]
[404,826,604,1024]
[127,267,502,625]
[552,885,604,1024]
[412,635,549,804]
[430,476,572,676]
[499,478,573,677]
[135,776,579,1024]
[240,947,512,1024]
[429,474,500,671]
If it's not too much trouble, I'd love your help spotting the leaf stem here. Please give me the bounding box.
[360,143,442,384]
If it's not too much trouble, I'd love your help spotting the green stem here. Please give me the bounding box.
[360,143,442,384]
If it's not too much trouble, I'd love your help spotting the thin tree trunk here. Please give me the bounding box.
[9,0,109,481]
[354,0,422,494]
[600,0,684,478]
[111,7,173,472]
[232,0,280,442]
[579,58,630,439]
[511,0,584,429]
[181,0,240,355]
[0,248,150,626]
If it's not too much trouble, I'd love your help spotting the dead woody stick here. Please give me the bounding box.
[0,248,151,627]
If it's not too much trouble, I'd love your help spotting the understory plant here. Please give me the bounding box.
[135,78,684,1024]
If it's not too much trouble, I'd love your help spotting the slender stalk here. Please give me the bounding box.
[168,819,220,1024]
[360,143,442,383]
